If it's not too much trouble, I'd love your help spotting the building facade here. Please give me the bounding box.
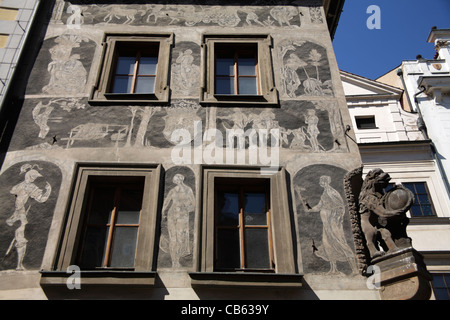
[0,0,428,300]
[398,28,450,201]
[343,41,450,299]
[0,0,41,105]
[0,0,49,165]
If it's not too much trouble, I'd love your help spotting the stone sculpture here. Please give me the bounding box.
[358,168,414,260]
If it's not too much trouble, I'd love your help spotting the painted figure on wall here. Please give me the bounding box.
[161,174,195,268]
[73,3,301,28]
[171,48,200,97]
[279,40,333,98]
[305,109,322,152]
[42,35,88,95]
[5,164,51,270]
[32,98,85,139]
[298,175,357,275]
[217,105,338,152]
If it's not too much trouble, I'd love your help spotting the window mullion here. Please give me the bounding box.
[234,51,239,95]
[104,187,121,267]
[255,52,260,95]
[130,51,141,94]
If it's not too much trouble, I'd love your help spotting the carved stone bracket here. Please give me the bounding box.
[372,247,432,300]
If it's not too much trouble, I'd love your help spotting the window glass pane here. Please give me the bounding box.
[116,187,143,224]
[79,226,109,269]
[403,183,415,193]
[116,56,135,74]
[434,289,450,300]
[216,228,241,269]
[110,227,138,268]
[244,229,270,268]
[418,194,431,205]
[410,206,423,217]
[421,205,434,216]
[414,182,427,194]
[433,274,447,287]
[135,76,155,93]
[88,187,115,225]
[216,77,235,94]
[218,192,239,226]
[355,117,376,129]
[138,56,158,75]
[244,193,266,225]
[238,77,257,95]
[238,57,256,76]
[216,58,235,76]
[112,75,133,93]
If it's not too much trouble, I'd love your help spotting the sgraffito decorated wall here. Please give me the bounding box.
[0,0,369,299]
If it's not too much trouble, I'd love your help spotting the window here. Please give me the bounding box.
[41,165,161,288]
[215,178,273,271]
[201,35,278,105]
[403,182,436,217]
[77,177,144,269]
[215,44,259,95]
[111,45,158,94]
[355,116,377,129]
[432,273,450,300]
[384,181,436,217]
[90,34,173,104]
[190,167,301,288]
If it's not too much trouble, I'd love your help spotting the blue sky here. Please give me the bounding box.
[333,0,450,80]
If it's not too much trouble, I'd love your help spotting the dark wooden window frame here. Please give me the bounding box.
[215,179,274,272]
[40,164,161,288]
[403,181,437,217]
[355,115,377,130]
[200,34,278,105]
[214,44,260,95]
[189,166,301,288]
[110,45,159,94]
[89,33,173,105]
[77,177,144,269]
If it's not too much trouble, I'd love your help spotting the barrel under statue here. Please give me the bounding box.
[357,168,432,300]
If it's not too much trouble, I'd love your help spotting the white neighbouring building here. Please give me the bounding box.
[342,42,450,299]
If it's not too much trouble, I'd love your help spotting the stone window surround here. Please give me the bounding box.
[40,164,162,288]
[190,165,302,288]
[89,33,173,105]
[200,34,279,106]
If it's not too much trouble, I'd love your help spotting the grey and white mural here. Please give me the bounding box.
[0,162,61,271]
[26,34,97,96]
[278,40,334,98]
[294,165,358,276]
[171,42,201,98]
[10,99,208,151]
[54,1,305,28]
[216,101,346,152]
[158,166,196,269]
